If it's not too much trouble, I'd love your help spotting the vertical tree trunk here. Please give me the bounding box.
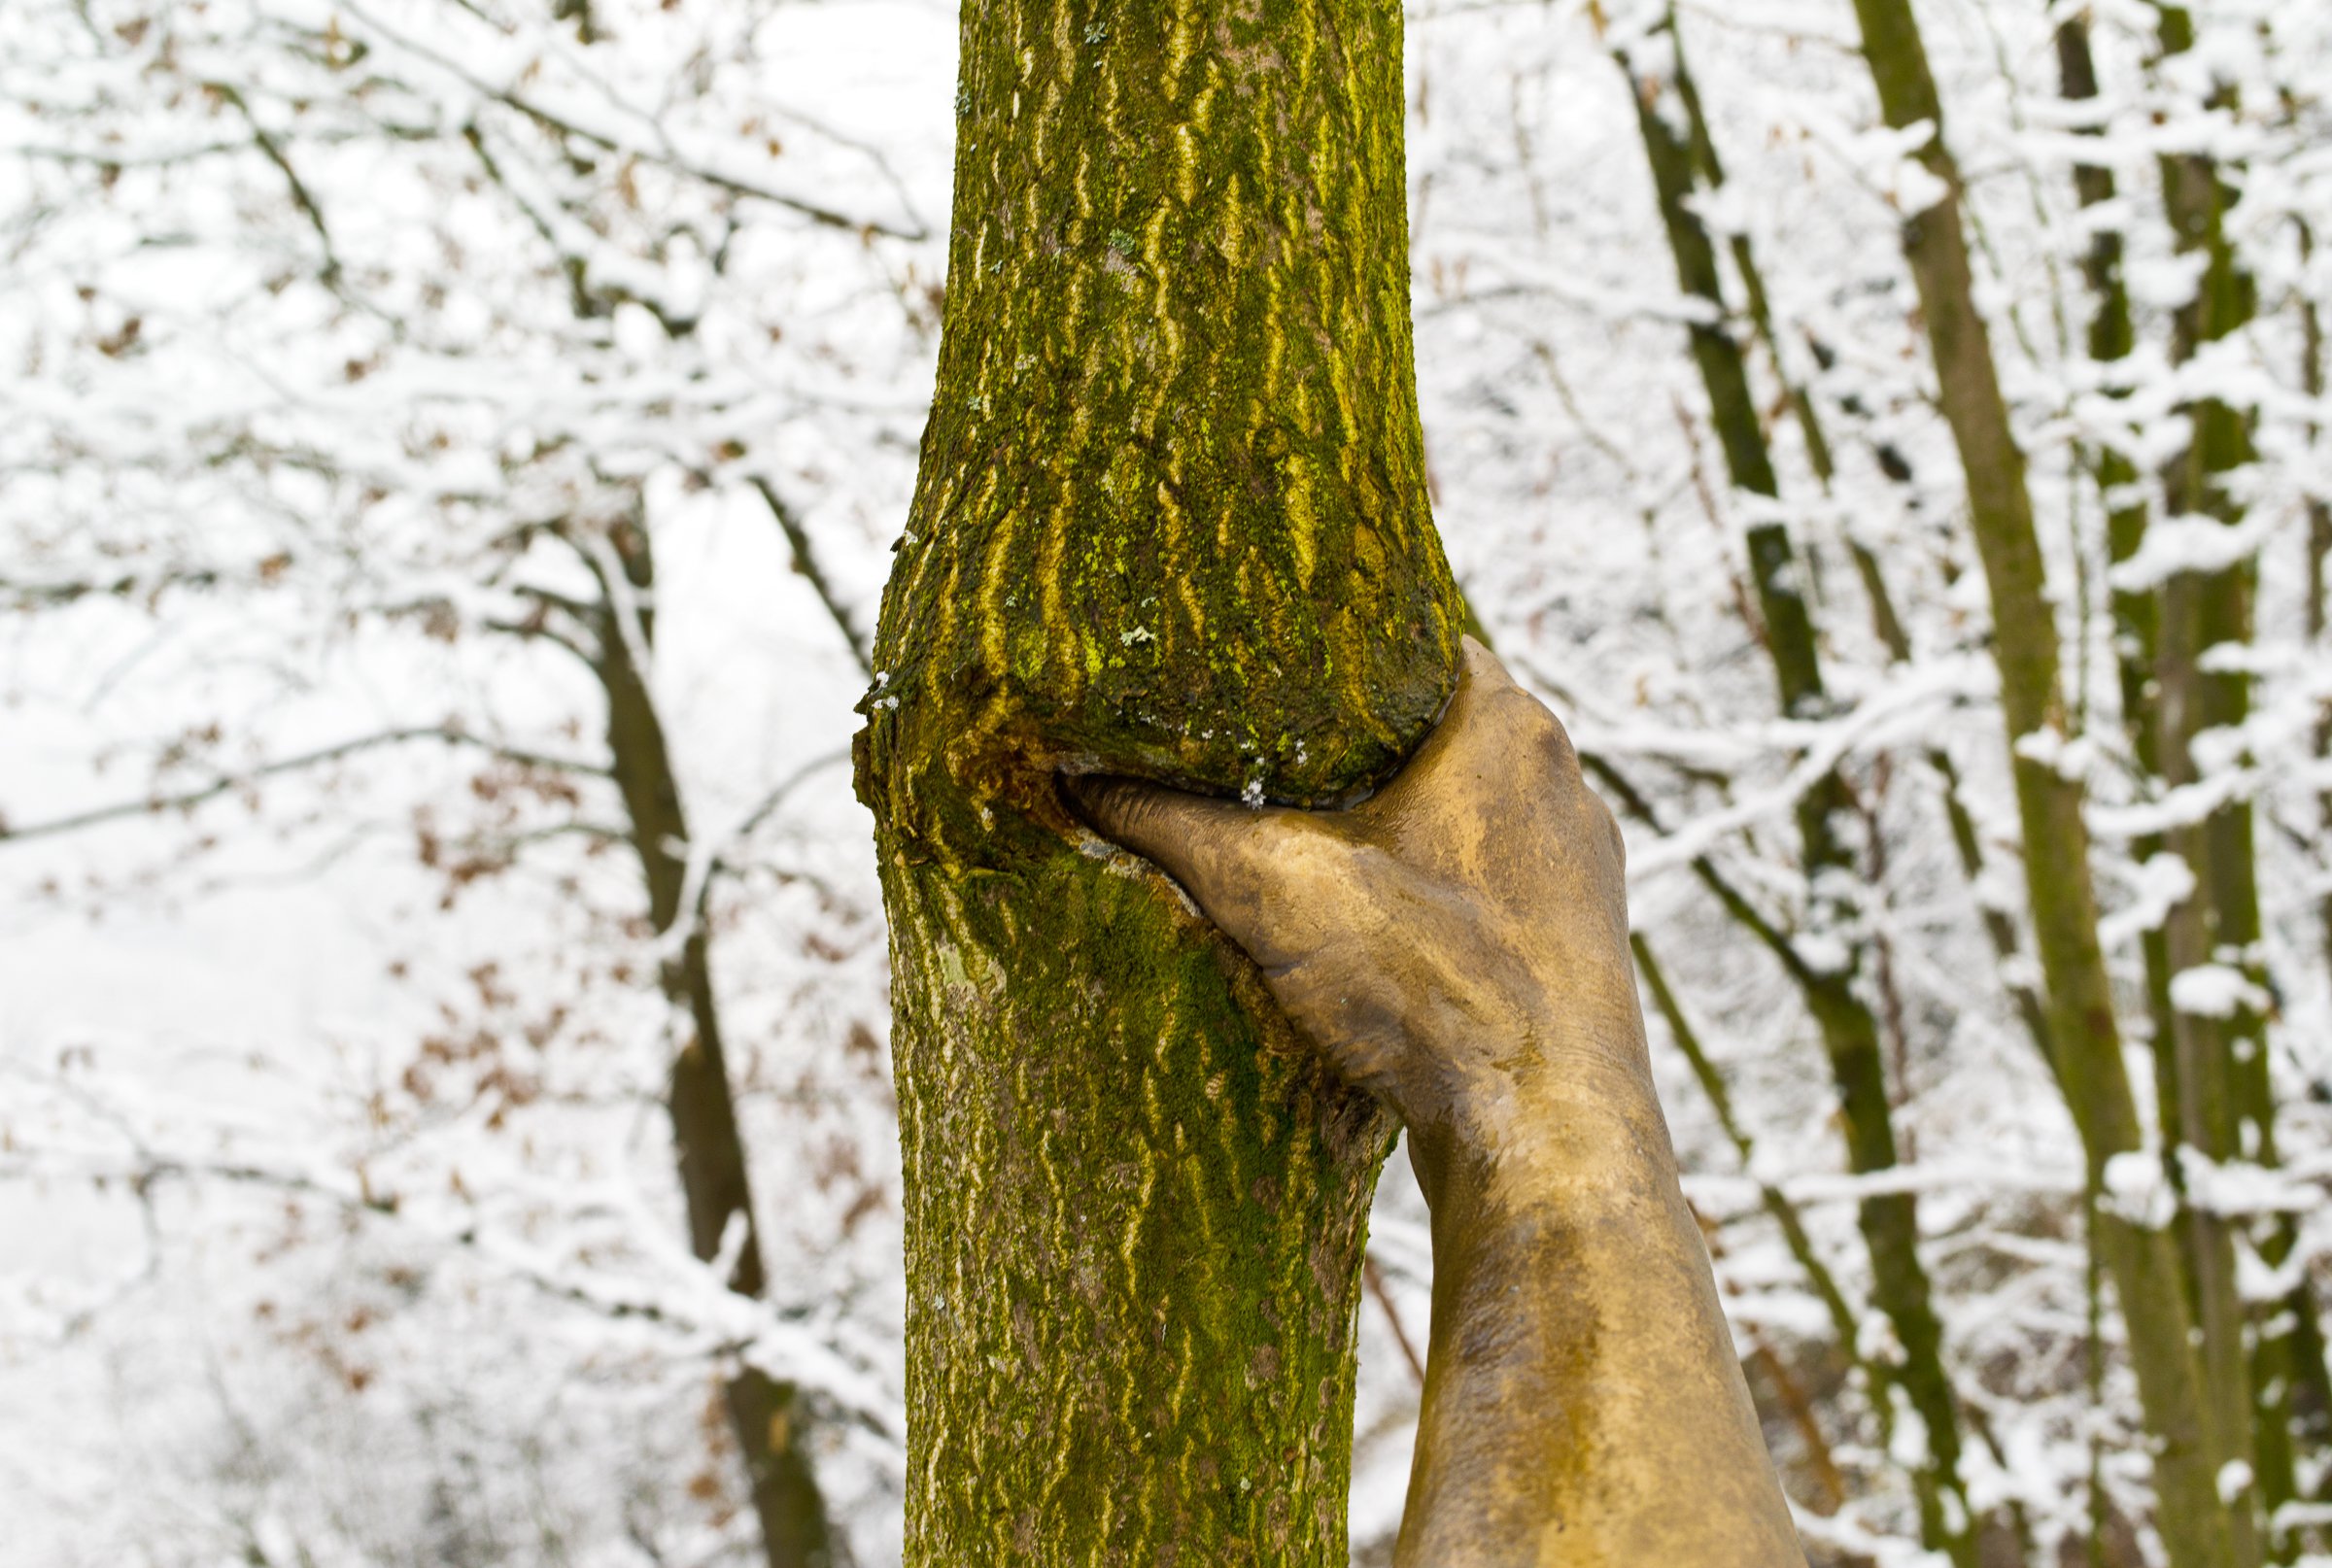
[2053,17,2176,1119]
[1844,3,2240,1563]
[2306,217,2332,992]
[1669,28,2055,1077]
[586,520,840,1568]
[2300,216,2332,1498]
[2054,24,2263,1545]
[1612,17,1977,1559]
[2149,15,2301,1550]
[856,7,1462,1561]
[2059,17,2257,1542]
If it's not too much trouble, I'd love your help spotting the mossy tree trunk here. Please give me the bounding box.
[1844,2,2242,1563]
[856,5,1462,1561]
[1612,16,1976,1560]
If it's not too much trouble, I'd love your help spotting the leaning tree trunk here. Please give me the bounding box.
[856,7,1462,1562]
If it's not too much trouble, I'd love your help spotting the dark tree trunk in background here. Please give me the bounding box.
[856,2,1462,1561]
[586,520,839,1568]
[1845,1,2242,1562]
[1613,15,1976,1559]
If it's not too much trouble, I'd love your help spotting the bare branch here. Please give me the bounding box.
[203,79,341,284]
[0,726,608,844]
[1582,752,1821,993]
[745,476,874,678]
[332,0,927,241]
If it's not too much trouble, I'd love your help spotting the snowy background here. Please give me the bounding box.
[4,0,2330,1563]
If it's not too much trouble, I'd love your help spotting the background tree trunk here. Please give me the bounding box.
[587,517,840,1568]
[1845,2,2242,1563]
[1613,17,1976,1558]
[856,5,1463,1561]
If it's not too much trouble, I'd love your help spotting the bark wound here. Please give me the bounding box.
[857,2,1460,1561]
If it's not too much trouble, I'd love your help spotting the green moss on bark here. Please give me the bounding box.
[857,2,1460,1560]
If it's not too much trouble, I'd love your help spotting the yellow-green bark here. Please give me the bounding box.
[856,3,1461,1560]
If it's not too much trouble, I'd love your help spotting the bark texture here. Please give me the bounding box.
[857,4,1461,1560]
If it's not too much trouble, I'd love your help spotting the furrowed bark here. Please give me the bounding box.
[856,7,1461,1560]
[585,521,838,1568]
[1844,3,2238,1561]
[1614,16,1975,1558]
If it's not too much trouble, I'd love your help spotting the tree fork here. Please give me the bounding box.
[856,3,1462,1559]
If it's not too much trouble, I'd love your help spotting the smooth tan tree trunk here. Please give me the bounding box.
[857,5,1463,1560]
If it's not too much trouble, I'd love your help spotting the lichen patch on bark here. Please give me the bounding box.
[857,0,1461,1559]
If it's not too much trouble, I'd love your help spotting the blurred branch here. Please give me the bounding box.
[202,79,342,284]
[333,0,926,240]
[1361,1253,1426,1389]
[2,567,228,610]
[1584,751,1818,991]
[0,1138,900,1442]
[0,726,608,844]
[721,749,854,860]
[745,476,874,678]
[1632,934,1865,1365]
